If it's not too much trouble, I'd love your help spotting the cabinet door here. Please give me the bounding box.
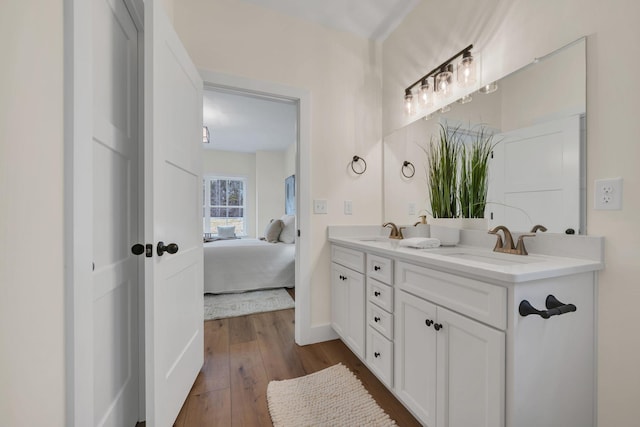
[331,263,365,358]
[437,307,505,427]
[331,263,348,339]
[394,290,438,425]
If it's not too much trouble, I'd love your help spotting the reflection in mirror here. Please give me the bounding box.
[384,38,586,234]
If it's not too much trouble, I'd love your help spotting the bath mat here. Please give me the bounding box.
[204,288,294,320]
[267,364,397,427]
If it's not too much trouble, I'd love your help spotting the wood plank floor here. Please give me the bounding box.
[169,300,421,426]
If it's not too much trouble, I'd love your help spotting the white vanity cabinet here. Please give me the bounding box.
[330,245,366,358]
[395,287,505,427]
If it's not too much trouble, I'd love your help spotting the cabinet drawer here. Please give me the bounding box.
[367,301,393,339]
[367,278,393,313]
[396,261,507,330]
[331,245,365,273]
[366,328,393,388]
[367,254,393,284]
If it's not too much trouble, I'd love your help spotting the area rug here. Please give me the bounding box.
[267,364,397,427]
[204,288,294,320]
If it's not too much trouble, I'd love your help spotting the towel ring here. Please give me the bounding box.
[350,155,367,175]
[402,161,415,178]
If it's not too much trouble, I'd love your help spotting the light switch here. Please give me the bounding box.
[344,200,352,215]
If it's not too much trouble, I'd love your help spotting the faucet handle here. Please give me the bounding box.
[515,233,536,255]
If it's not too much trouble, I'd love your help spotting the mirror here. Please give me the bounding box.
[384,38,586,234]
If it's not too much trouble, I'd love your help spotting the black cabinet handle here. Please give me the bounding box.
[156,241,178,256]
[339,275,347,281]
[374,291,381,297]
[374,316,380,322]
[425,319,433,327]
[434,323,443,331]
[519,294,577,319]
[374,352,381,358]
[374,265,381,271]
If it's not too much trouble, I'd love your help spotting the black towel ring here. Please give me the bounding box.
[351,155,367,175]
[402,161,415,178]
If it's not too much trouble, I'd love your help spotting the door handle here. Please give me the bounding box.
[157,241,179,256]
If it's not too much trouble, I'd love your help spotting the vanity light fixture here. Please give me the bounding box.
[404,44,475,116]
[203,125,210,144]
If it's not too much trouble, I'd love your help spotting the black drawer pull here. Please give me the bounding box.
[374,316,381,322]
[338,275,347,281]
[374,291,381,297]
[519,295,577,319]
[434,323,443,331]
[425,319,433,327]
[374,265,381,271]
[374,352,381,358]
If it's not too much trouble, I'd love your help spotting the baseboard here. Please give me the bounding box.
[296,322,338,346]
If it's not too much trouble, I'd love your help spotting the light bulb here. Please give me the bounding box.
[435,64,453,99]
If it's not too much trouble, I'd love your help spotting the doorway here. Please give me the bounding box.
[199,70,313,345]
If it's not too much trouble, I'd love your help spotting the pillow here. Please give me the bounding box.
[263,219,284,243]
[217,225,236,238]
[278,214,296,244]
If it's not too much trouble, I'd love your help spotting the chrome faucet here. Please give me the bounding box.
[488,225,536,255]
[383,222,404,239]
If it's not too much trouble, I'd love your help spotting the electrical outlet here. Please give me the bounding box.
[408,202,416,215]
[344,200,352,215]
[313,199,328,214]
[594,178,623,210]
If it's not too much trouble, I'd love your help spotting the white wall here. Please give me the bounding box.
[255,150,286,234]
[0,1,66,426]
[174,0,383,326]
[383,0,640,424]
[202,149,257,236]
[284,142,296,179]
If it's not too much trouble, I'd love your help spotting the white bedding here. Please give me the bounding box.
[203,238,295,294]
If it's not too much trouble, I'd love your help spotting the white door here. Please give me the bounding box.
[488,115,582,233]
[92,0,140,425]
[144,3,204,426]
[437,307,505,427]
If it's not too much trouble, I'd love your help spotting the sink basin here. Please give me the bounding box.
[437,251,542,266]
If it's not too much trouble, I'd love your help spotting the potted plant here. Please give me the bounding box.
[426,124,461,219]
[458,126,497,227]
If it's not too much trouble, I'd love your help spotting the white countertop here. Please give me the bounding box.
[328,227,604,285]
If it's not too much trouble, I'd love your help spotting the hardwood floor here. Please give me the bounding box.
[171,304,421,426]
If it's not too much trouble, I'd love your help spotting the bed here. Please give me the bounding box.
[203,238,295,294]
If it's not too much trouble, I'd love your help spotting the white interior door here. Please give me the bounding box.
[92,0,140,425]
[144,3,204,426]
[487,115,582,233]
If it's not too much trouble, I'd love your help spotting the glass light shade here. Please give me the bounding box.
[457,54,476,87]
[479,81,498,94]
[404,90,415,116]
[435,65,453,99]
[419,78,433,107]
[457,94,472,104]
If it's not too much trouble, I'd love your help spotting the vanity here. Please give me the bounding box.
[328,225,603,427]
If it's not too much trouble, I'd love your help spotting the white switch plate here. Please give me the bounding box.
[344,200,352,215]
[313,199,328,214]
[408,202,416,215]
[594,177,623,210]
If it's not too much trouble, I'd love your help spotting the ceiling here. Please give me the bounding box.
[203,88,297,153]
[239,0,420,40]
[202,0,420,153]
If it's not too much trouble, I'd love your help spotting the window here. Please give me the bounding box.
[203,176,247,235]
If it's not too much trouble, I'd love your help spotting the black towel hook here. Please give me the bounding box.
[402,161,415,178]
[350,155,367,175]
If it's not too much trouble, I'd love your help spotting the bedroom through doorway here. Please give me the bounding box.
[201,84,299,316]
